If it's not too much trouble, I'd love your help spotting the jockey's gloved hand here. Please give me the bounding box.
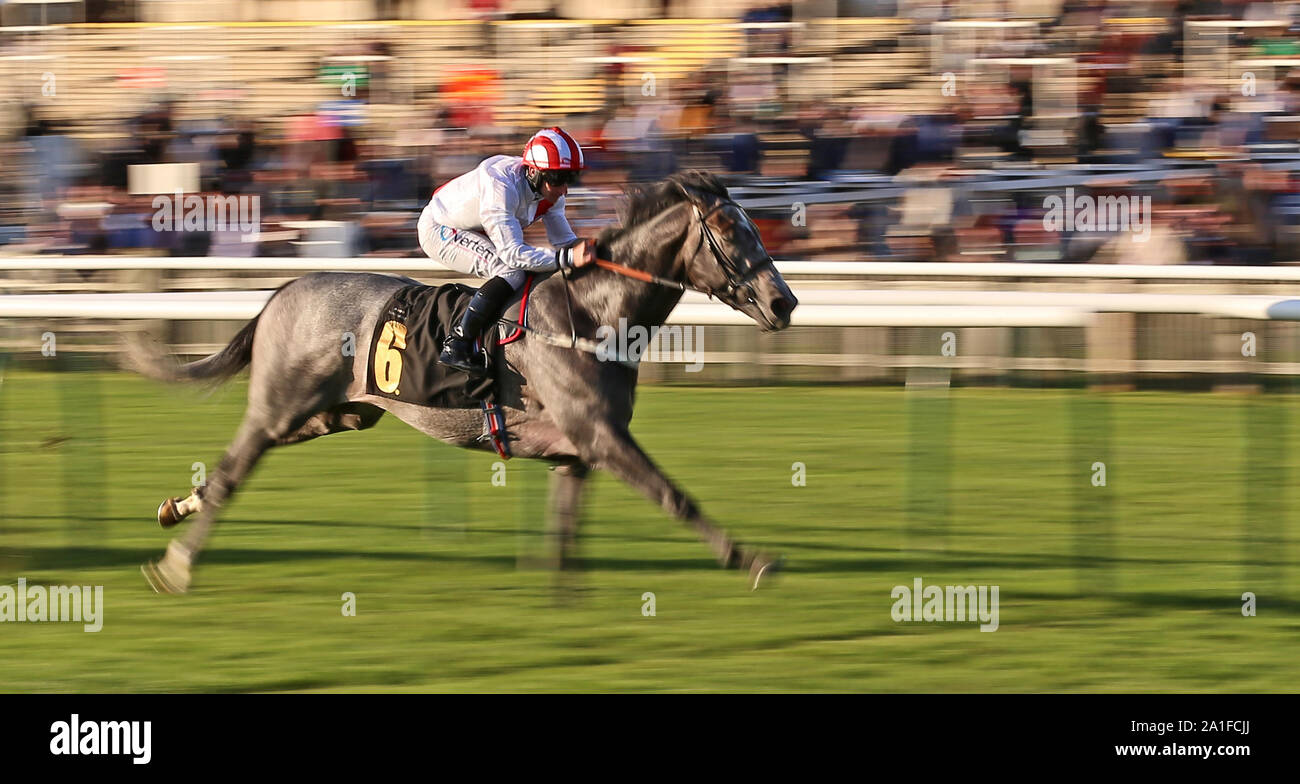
[558,238,596,270]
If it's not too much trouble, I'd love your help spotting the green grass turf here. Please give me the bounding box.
[0,370,1295,692]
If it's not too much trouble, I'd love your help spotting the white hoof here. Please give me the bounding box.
[142,542,193,594]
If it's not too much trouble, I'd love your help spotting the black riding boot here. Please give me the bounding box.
[439,276,516,374]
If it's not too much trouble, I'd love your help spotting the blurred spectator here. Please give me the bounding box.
[3,6,1300,268]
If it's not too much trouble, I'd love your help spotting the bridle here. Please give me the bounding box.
[688,197,777,309]
[502,192,777,362]
[592,193,776,310]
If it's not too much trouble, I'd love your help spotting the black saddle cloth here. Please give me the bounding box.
[365,282,498,409]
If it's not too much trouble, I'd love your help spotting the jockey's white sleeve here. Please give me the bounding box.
[542,196,579,248]
[477,166,560,272]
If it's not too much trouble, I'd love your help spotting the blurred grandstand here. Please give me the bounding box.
[0,0,1299,268]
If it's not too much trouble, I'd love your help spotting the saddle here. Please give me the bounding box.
[365,275,540,407]
[364,275,542,457]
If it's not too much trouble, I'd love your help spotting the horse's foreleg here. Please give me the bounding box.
[546,462,589,569]
[575,422,770,576]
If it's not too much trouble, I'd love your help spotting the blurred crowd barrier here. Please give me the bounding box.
[3,3,1300,268]
[7,258,1300,390]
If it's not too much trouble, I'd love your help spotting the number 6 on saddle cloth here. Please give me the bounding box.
[365,276,538,457]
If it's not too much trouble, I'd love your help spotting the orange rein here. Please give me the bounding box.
[591,257,694,293]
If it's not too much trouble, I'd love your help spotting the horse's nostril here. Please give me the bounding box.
[771,296,794,322]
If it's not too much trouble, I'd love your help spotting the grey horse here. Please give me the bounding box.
[125,171,798,593]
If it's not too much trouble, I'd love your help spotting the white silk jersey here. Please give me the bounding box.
[422,154,579,271]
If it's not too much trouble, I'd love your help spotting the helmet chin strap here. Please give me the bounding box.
[524,166,543,194]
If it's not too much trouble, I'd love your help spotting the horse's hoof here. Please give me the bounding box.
[141,543,193,594]
[156,497,185,529]
[749,554,784,591]
[142,561,184,594]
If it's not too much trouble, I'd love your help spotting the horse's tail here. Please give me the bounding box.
[121,315,257,386]
[119,282,288,386]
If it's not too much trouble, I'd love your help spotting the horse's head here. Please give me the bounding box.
[672,175,798,333]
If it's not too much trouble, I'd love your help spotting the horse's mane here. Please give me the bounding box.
[596,171,730,246]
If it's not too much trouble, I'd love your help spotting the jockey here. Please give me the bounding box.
[418,126,597,373]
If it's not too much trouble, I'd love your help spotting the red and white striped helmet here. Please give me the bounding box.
[522,127,585,171]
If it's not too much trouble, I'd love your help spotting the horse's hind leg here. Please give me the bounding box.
[142,413,277,593]
[144,389,353,592]
[154,403,384,530]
